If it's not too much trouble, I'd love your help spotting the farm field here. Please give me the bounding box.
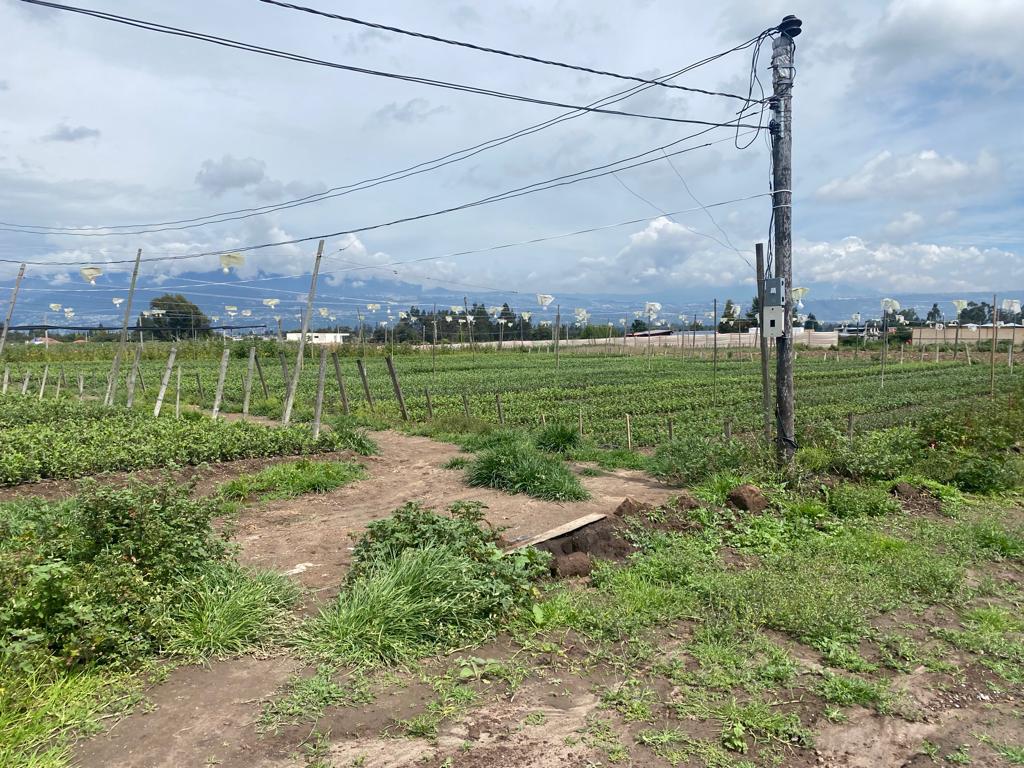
[1,346,1023,768]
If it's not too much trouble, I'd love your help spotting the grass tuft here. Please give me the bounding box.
[465,440,589,501]
[218,459,366,502]
[157,564,299,659]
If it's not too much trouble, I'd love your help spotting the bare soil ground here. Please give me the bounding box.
[233,431,671,595]
[65,432,1023,768]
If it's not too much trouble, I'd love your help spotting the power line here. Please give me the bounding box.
[3,26,766,237]
[0,123,760,266]
[256,0,753,102]
[16,0,761,140]
[1,191,773,307]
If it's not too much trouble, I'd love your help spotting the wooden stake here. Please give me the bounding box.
[331,351,350,416]
[284,240,325,425]
[253,353,269,398]
[125,348,141,408]
[625,413,633,450]
[385,355,408,421]
[356,358,375,411]
[105,248,142,406]
[21,371,30,395]
[847,411,855,441]
[212,347,230,419]
[38,364,49,400]
[0,263,25,358]
[1,365,8,394]
[77,373,84,399]
[724,417,733,441]
[712,298,719,406]
[312,346,328,438]
[667,416,674,442]
[462,392,470,418]
[578,405,584,436]
[496,392,505,425]
[991,293,997,398]
[175,366,181,418]
[241,346,256,420]
[424,386,434,419]
[195,370,205,403]
[153,346,177,417]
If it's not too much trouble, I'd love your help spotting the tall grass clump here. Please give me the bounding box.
[156,564,299,659]
[466,440,589,501]
[535,423,582,454]
[297,501,548,665]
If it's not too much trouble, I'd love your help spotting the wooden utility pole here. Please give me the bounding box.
[0,263,25,358]
[755,243,772,443]
[554,305,561,369]
[105,248,143,406]
[771,16,801,462]
[283,239,324,424]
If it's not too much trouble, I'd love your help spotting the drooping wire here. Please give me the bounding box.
[15,0,761,132]
[0,123,761,265]
[5,4,770,235]
[256,0,753,102]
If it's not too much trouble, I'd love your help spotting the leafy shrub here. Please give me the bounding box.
[0,481,227,667]
[466,441,589,501]
[795,446,831,473]
[534,423,581,454]
[827,484,901,519]
[650,433,748,487]
[833,427,919,481]
[299,501,548,665]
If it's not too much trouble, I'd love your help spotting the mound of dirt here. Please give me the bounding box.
[727,484,768,513]
[892,482,944,517]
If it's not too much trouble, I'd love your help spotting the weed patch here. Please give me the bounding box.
[466,440,589,501]
[218,459,366,502]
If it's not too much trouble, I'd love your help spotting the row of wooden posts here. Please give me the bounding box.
[4,344,875,447]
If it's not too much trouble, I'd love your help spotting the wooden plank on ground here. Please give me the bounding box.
[508,513,607,550]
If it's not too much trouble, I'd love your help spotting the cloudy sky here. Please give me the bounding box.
[1,0,1022,323]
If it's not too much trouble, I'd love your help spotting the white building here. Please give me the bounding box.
[285,331,350,345]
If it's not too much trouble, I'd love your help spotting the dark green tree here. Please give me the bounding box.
[140,294,210,340]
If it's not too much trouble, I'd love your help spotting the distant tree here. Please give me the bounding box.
[140,294,210,340]
[630,318,648,333]
[958,301,990,325]
[718,299,738,333]
[803,313,819,331]
[926,303,942,324]
[745,295,760,327]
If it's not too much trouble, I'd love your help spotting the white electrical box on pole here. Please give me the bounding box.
[770,14,801,463]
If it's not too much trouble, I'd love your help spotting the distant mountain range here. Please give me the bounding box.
[11,270,1022,329]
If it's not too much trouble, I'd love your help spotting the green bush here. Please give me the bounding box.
[466,441,590,501]
[651,433,748,486]
[833,427,919,481]
[0,481,227,667]
[534,423,582,454]
[795,446,831,473]
[827,483,901,519]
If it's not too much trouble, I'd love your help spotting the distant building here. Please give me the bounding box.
[284,331,350,345]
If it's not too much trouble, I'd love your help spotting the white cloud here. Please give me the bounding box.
[796,237,1023,292]
[817,149,998,201]
[884,211,925,237]
[194,155,266,197]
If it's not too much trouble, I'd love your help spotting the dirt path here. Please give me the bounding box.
[234,430,672,594]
